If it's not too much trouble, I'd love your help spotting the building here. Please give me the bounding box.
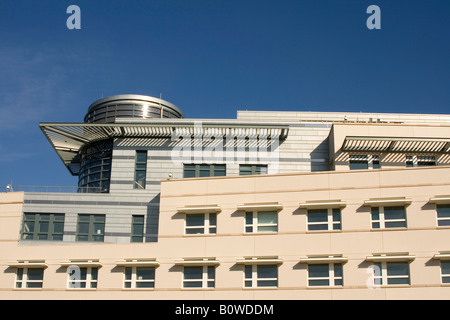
[1,94,450,299]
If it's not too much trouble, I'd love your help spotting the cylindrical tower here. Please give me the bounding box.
[78,95,184,193]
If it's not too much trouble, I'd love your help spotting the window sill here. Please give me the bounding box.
[183,234,217,237]
[243,287,278,290]
[370,227,408,232]
[244,232,278,236]
[66,288,97,291]
[306,286,344,289]
[181,287,215,291]
[306,230,342,234]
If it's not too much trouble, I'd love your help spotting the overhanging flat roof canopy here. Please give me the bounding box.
[40,120,289,175]
[342,136,450,153]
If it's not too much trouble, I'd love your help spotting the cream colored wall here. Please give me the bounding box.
[330,123,450,171]
[2,166,450,299]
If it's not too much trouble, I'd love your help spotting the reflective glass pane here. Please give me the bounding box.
[78,223,89,234]
[136,282,154,288]
[184,281,202,288]
[308,210,328,223]
[387,262,409,276]
[209,213,217,226]
[136,151,147,163]
[24,221,34,233]
[27,268,44,281]
[387,277,409,285]
[371,208,380,220]
[207,266,215,280]
[437,205,450,218]
[309,279,329,286]
[185,228,204,234]
[186,214,205,227]
[258,226,278,232]
[245,213,253,225]
[257,280,277,287]
[349,161,369,170]
[136,267,155,280]
[39,222,49,233]
[27,282,43,288]
[244,266,252,279]
[257,265,277,279]
[309,264,329,278]
[385,221,406,228]
[384,207,406,220]
[53,222,64,234]
[258,212,277,224]
[184,267,202,280]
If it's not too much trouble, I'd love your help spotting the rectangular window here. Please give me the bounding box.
[131,215,145,242]
[15,268,44,289]
[245,211,278,233]
[185,213,217,235]
[134,150,147,189]
[308,263,343,287]
[349,155,381,170]
[437,205,450,227]
[124,267,155,289]
[239,164,268,175]
[371,206,406,229]
[406,155,436,167]
[183,266,215,288]
[307,208,341,231]
[349,155,369,170]
[441,261,450,284]
[372,262,410,286]
[21,213,64,241]
[67,267,98,289]
[244,265,278,288]
[76,214,105,242]
[183,164,226,178]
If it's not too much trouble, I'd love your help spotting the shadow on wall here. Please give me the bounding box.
[310,139,330,172]
[145,193,160,243]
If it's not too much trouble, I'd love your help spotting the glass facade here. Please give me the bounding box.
[78,140,113,193]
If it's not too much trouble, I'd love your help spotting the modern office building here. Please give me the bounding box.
[1,94,450,299]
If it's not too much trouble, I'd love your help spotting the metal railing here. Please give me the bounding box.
[2,185,108,193]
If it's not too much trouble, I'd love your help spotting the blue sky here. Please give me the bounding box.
[0,0,449,188]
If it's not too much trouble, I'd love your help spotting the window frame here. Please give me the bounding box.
[182,265,215,289]
[123,266,156,289]
[440,261,450,284]
[183,164,226,178]
[244,264,278,288]
[21,213,65,241]
[133,150,148,189]
[371,261,411,286]
[245,211,278,233]
[371,206,407,229]
[67,266,98,289]
[184,212,217,235]
[76,214,106,242]
[307,208,341,231]
[437,204,450,227]
[15,267,44,289]
[349,154,380,170]
[406,155,437,167]
[307,263,343,288]
[131,215,145,242]
[239,164,268,175]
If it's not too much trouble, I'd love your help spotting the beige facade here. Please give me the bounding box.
[2,106,450,300]
[2,165,450,299]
